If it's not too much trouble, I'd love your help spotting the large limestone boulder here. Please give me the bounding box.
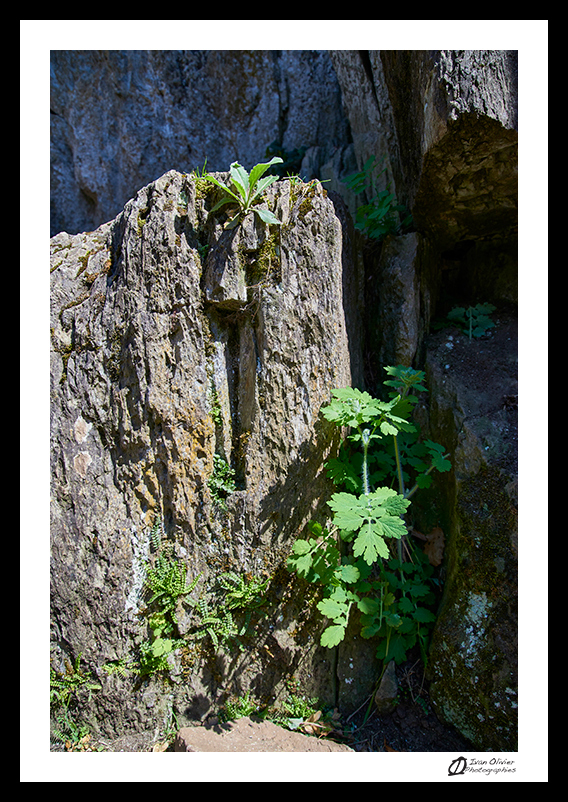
[50,168,365,740]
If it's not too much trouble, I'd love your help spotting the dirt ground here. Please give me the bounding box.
[53,652,474,753]
[338,655,475,752]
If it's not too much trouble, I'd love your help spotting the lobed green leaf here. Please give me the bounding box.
[317,598,347,622]
[338,564,360,584]
[352,523,390,565]
[320,624,346,648]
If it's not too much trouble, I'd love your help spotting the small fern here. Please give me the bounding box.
[150,515,162,553]
[217,571,269,611]
[191,597,244,651]
[220,691,260,722]
[50,653,101,746]
[101,659,134,678]
[138,515,202,674]
[145,553,200,624]
[144,517,201,625]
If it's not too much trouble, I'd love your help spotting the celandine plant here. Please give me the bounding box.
[287,366,451,665]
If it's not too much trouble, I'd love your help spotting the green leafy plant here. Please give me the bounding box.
[287,366,450,664]
[190,571,269,651]
[220,690,260,722]
[342,156,412,241]
[208,453,237,508]
[268,692,321,731]
[217,570,269,612]
[201,157,284,229]
[144,549,200,626]
[219,685,333,738]
[447,303,497,339]
[139,519,201,675]
[192,597,244,651]
[50,653,102,747]
[101,658,134,678]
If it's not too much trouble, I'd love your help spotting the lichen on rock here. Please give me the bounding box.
[50,168,364,740]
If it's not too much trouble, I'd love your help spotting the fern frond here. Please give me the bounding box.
[150,516,162,553]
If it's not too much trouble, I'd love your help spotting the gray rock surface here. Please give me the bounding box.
[50,168,365,740]
[50,49,518,751]
[330,50,517,250]
[374,660,398,715]
[174,716,354,752]
[422,314,518,750]
[50,50,353,236]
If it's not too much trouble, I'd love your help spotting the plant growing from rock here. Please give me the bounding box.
[201,157,284,229]
[138,518,201,675]
[287,366,450,664]
[50,653,102,747]
[190,571,269,652]
[208,453,237,509]
[220,690,260,722]
[342,156,412,241]
[140,520,270,666]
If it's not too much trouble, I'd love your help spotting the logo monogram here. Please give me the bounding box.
[448,756,468,776]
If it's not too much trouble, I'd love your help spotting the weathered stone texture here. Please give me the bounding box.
[421,316,518,751]
[50,170,364,739]
[174,716,354,752]
[50,50,518,751]
[50,50,353,236]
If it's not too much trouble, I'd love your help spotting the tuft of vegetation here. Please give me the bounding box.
[447,303,497,339]
[138,518,201,676]
[287,366,450,665]
[50,653,102,749]
[201,157,284,229]
[190,571,269,652]
[342,156,412,241]
[219,690,260,723]
[208,453,237,508]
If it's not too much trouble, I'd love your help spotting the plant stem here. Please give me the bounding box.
[393,434,405,497]
[361,428,371,496]
[392,434,405,562]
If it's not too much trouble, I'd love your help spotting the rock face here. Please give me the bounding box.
[50,50,518,751]
[50,168,365,739]
[50,51,354,236]
[422,316,518,751]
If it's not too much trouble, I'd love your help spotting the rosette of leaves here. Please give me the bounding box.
[202,157,284,229]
